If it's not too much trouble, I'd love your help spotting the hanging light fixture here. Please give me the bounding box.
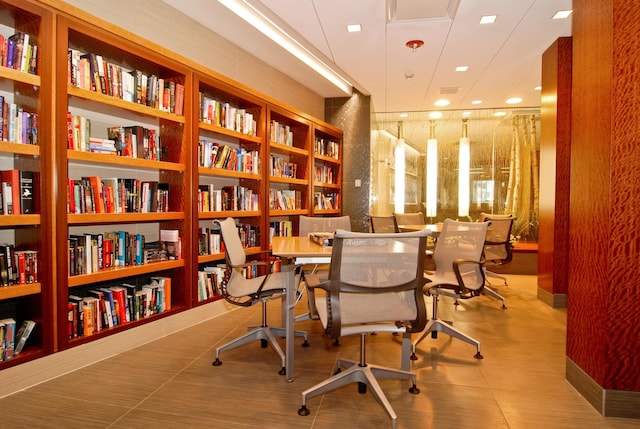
[394,122,405,213]
[458,119,470,218]
[425,120,438,220]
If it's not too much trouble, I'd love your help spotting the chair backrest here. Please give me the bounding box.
[433,218,488,292]
[481,215,514,264]
[323,229,429,338]
[369,215,398,233]
[393,212,425,227]
[299,215,351,236]
[216,217,246,266]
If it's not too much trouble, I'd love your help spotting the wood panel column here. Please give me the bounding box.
[567,0,640,418]
[538,37,572,308]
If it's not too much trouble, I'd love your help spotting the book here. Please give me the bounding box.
[14,320,35,355]
[0,318,16,360]
[309,232,334,247]
[1,170,20,214]
[19,170,34,214]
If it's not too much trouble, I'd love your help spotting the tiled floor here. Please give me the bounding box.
[0,275,637,428]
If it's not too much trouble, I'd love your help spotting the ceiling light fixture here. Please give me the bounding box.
[553,10,573,19]
[480,15,497,24]
[346,24,361,32]
[471,100,482,105]
[434,99,450,107]
[455,66,469,72]
[534,86,542,91]
[506,97,523,104]
[217,0,352,95]
[405,39,424,53]
[428,111,442,119]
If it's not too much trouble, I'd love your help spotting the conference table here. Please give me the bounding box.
[271,236,333,382]
[271,234,426,377]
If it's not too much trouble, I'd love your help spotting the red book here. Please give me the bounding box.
[110,286,128,324]
[1,169,21,214]
[66,111,74,149]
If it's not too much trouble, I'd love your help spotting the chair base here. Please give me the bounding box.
[410,318,483,362]
[212,325,308,373]
[486,270,508,285]
[298,358,419,429]
[482,285,507,309]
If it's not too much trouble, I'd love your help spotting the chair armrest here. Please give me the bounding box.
[452,258,486,292]
[303,273,330,291]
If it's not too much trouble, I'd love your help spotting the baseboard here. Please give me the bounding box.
[566,358,640,419]
[537,287,567,308]
[0,299,234,399]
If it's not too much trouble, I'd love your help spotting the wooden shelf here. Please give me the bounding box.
[0,66,40,86]
[68,150,185,172]
[68,212,184,224]
[0,141,40,156]
[198,167,261,179]
[67,259,185,287]
[0,282,42,299]
[0,214,41,226]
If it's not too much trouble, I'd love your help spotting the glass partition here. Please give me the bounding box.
[371,108,540,242]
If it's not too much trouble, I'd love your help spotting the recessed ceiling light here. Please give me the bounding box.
[434,99,450,107]
[494,111,507,117]
[399,113,409,118]
[455,66,469,72]
[480,15,497,24]
[534,86,542,91]
[506,97,523,104]
[471,100,482,105]
[346,24,362,32]
[552,10,572,19]
[462,111,472,117]
[429,111,443,119]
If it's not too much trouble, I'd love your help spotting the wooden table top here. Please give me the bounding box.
[271,236,334,258]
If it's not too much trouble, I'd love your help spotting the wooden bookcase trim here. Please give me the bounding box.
[67,259,185,287]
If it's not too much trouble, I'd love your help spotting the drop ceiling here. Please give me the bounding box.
[162,0,572,144]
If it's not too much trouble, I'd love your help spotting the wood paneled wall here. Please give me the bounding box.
[569,0,640,396]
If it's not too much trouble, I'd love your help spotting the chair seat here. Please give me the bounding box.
[314,291,417,335]
[226,270,289,298]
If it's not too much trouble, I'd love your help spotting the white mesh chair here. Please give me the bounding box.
[411,218,488,361]
[393,212,426,230]
[297,215,351,322]
[297,229,429,429]
[211,218,308,375]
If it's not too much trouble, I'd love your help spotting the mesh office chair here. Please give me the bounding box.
[369,215,399,233]
[393,212,426,230]
[298,229,429,429]
[297,215,351,322]
[211,218,308,375]
[480,213,514,286]
[411,218,488,361]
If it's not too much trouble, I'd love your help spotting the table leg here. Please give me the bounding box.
[282,264,296,382]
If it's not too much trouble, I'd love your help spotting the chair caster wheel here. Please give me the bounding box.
[279,367,286,375]
[212,358,222,366]
[409,385,420,394]
[333,339,340,347]
[474,352,484,359]
[298,405,310,416]
[301,340,310,348]
[261,339,268,348]
[410,353,418,361]
[358,382,367,394]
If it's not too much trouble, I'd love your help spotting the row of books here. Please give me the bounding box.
[68,230,180,276]
[67,277,171,338]
[314,192,340,210]
[198,93,257,136]
[197,184,258,213]
[1,169,36,215]
[315,137,340,159]
[0,97,38,145]
[67,176,169,214]
[197,139,260,174]
[269,188,303,211]
[0,245,38,286]
[1,319,35,361]
[197,226,222,256]
[235,222,260,249]
[197,266,224,302]
[270,120,294,146]
[68,49,185,115]
[269,220,293,240]
[0,32,37,75]
[314,165,337,184]
[270,155,299,179]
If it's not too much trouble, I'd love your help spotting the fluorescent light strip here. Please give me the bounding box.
[218,0,352,94]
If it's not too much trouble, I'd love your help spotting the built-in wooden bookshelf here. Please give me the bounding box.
[0,0,342,370]
[312,123,343,215]
[54,14,192,350]
[193,72,265,304]
[0,0,54,369]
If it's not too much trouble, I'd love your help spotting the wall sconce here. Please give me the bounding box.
[425,120,438,219]
[458,119,470,217]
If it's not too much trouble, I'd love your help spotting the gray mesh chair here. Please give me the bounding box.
[297,215,351,322]
[480,213,514,284]
[411,218,488,361]
[393,212,426,230]
[298,229,429,428]
[369,215,399,233]
[211,217,308,375]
